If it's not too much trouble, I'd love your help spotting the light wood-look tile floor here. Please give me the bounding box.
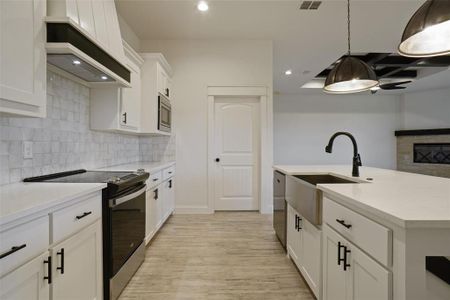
[119,212,315,300]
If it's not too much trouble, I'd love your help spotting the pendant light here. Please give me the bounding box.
[398,0,450,58]
[323,0,378,94]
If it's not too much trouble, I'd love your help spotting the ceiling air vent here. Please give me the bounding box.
[300,1,322,10]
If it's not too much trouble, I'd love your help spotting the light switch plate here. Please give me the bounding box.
[23,141,33,159]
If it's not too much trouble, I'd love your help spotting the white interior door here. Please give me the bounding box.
[213,98,260,210]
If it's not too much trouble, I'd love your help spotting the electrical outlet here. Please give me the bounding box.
[23,141,33,159]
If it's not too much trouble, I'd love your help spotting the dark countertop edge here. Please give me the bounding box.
[395,128,450,137]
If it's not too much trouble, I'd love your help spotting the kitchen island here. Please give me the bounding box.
[274,165,450,300]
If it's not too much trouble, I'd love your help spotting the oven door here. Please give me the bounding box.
[108,185,146,276]
[158,93,171,132]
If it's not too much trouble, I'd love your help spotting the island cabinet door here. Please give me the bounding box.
[299,217,321,298]
[286,204,302,266]
[50,220,103,300]
[323,225,348,300]
[346,240,391,300]
[323,225,391,300]
[0,251,50,300]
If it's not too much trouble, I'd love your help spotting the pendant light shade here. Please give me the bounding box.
[323,0,379,94]
[399,0,450,57]
[324,57,379,94]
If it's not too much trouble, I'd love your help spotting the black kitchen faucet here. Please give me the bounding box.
[325,132,362,177]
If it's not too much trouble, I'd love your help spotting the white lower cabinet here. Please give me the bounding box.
[0,191,103,300]
[287,204,321,299]
[0,251,50,300]
[145,186,158,243]
[287,204,302,264]
[299,216,322,297]
[323,225,391,300]
[145,166,175,244]
[161,178,175,221]
[50,220,103,300]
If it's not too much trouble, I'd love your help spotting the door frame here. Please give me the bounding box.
[207,86,273,214]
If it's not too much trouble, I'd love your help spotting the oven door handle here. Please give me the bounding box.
[109,186,146,208]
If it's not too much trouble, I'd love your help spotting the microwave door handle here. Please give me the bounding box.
[109,186,146,207]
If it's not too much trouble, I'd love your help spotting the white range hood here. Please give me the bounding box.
[46,0,131,87]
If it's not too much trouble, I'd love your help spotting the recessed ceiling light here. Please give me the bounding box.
[197,1,209,12]
[285,70,292,75]
[101,75,108,80]
[73,60,81,65]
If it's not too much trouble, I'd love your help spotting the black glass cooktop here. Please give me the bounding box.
[24,169,150,197]
[43,171,133,183]
[23,169,147,184]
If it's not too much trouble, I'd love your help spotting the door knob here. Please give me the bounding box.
[215,158,220,162]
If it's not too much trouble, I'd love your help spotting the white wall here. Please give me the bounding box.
[274,93,401,169]
[400,87,450,129]
[140,40,273,213]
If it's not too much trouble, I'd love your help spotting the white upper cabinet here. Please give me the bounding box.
[140,53,173,135]
[90,41,143,133]
[0,0,46,117]
[157,64,171,99]
[47,0,126,63]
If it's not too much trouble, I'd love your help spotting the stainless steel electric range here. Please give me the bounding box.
[24,169,150,300]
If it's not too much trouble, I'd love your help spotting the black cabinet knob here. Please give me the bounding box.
[215,158,220,162]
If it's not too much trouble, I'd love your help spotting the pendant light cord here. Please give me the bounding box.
[347,0,351,55]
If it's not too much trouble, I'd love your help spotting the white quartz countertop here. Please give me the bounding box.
[0,182,106,226]
[273,165,450,229]
[96,161,175,173]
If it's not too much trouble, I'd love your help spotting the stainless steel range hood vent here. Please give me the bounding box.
[47,54,115,82]
[46,23,130,87]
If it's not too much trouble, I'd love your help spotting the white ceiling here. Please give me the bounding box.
[117,0,450,95]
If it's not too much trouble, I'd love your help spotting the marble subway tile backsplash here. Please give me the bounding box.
[0,72,175,185]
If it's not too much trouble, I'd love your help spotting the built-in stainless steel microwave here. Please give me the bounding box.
[158,93,171,133]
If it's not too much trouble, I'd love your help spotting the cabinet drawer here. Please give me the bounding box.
[51,195,102,244]
[0,216,49,276]
[323,197,392,266]
[162,166,175,180]
[147,171,162,189]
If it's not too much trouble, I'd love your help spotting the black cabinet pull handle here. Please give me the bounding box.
[76,211,92,220]
[168,171,172,174]
[169,180,172,189]
[44,256,52,284]
[336,219,352,229]
[165,88,170,97]
[343,246,351,271]
[276,179,280,183]
[337,242,345,266]
[57,248,64,274]
[297,216,302,231]
[295,214,298,230]
[154,189,159,200]
[0,244,26,259]
[122,112,127,124]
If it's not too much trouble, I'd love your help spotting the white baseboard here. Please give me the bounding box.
[175,206,213,214]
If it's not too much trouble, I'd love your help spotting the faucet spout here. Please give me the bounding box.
[325,132,362,177]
